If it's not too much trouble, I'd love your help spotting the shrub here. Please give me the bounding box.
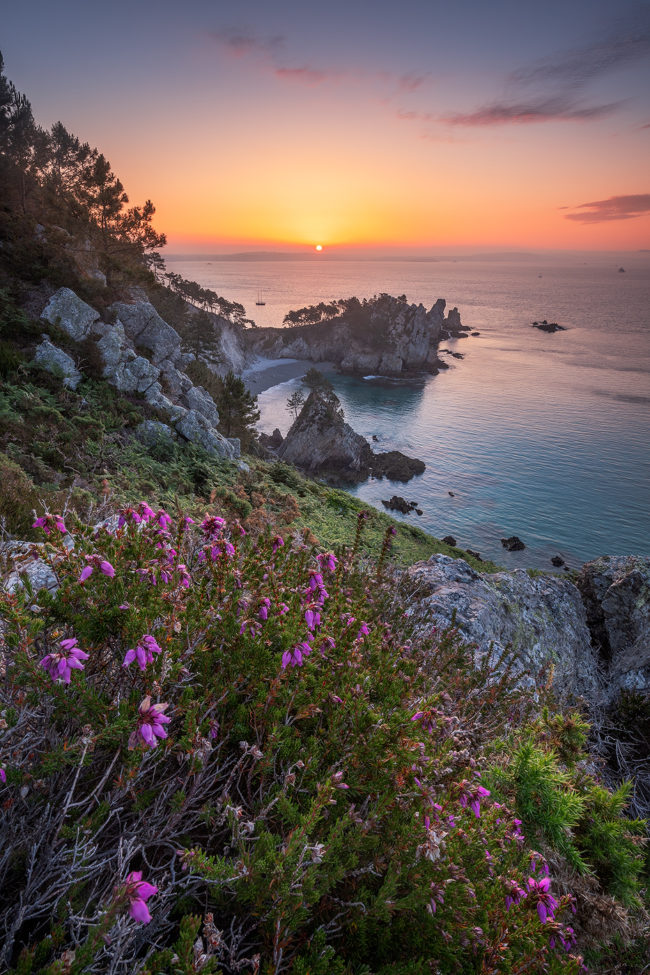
[0,505,599,973]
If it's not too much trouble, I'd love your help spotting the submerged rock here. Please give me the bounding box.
[501,535,526,552]
[532,320,566,333]
[442,536,457,547]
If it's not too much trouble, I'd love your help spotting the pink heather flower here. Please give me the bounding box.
[317,552,338,573]
[124,870,158,923]
[32,516,50,533]
[100,560,115,578]
[180,515,195,531]
[470,786,490,818]
[0,768,6,784]
[118,507,142,528]
[272,535,284,554]
[40,637,89,684]
[155,509,173,529]
[178,564,191,588]
[79,565,94,583]
[282,641,312,669]
[123,635,163,671]
[527,875,558,923]
[208,719,219,740]
[356,622,370,639]
[202,515,226,539]
[54,515,67,533]
[259,598,271,621]
[129,697,171,749]
[279,603,290,615]
[138,502,156,521]
[304,608,321,630]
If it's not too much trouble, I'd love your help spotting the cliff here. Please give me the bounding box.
[33,286,239,459]
[247,293,470,376]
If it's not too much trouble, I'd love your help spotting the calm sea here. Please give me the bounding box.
[167,255,650,569]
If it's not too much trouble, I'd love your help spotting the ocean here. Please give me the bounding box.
[167,254,650,569]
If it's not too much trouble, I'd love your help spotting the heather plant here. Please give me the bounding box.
[0,505,636,973]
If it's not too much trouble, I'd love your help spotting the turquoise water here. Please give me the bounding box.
[169,255,650,568]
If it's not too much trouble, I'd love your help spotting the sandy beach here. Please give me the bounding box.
[243,357,337,394]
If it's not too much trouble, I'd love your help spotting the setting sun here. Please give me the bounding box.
[315,244,323,251]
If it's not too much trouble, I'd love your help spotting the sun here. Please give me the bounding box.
[315,244,323,252]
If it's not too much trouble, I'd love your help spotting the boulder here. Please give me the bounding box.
[160,364,193,399]
[33,337,82,389]
[382,495,417,514]
[551,556,566,568]
[41,287,99,341]
[109,301,182,366]
[135,420,176,447]
[406,555,600,700]
[181,384,220,428]
[143,384,188,423]
[2,542,59,596]
[442,536,457,547]
[576,556,650,702]
[175,410,239,459]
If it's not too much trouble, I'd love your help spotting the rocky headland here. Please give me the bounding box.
[248,293,471,377]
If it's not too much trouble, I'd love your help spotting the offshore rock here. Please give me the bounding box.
[278,390,424,484]
[576,556,650,702]
[33,337,82,389]
[502,535,526,552]
[405,555,600,701]
[41,287,100,341]
[278,390,372,481]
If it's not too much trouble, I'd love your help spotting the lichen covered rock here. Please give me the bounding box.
[33,337,82,389]
[41,287,99,341]
[405,554,600,700]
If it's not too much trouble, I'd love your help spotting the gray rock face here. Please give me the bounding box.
[33,337,82,389]
[41,287,99,341]
[577,556,650,702]
[181,384,220,427]
[93,320,160,394]
[175,410,238,459]
[135,420,176,447]
[109,301,182,366]
[405,555,600,701]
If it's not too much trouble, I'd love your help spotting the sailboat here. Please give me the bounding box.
[255,289,266,306]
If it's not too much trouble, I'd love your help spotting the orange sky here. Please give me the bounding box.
[4,0,650,253]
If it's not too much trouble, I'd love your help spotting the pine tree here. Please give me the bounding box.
[214,372,260,448]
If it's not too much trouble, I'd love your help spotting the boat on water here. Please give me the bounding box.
[255,290,266,306]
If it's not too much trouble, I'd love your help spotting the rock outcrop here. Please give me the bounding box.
[576,556,650,704]
[405,554,601,701]
[38,288,239,460]
[33,337,82,389]
[248,294,470,378]
[277,389,425,484]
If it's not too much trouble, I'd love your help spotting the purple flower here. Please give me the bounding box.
[129,697,171,749]
[0,768,6,784]
[259,598,271,621]
[470,786,490,819]
[155,509,173,529]
[124,870,158,923]
[79,565,94,583]
[118,507,142,528]
[100,560,115,578]
[138,502,156,522]
[527,876,558,923]
[305,607,321,630]
[32,516,50,533]
[40,637,89,684]
[202,515,226,540]
[32,513,67,535]
[317,552,338,573]
[177,564,191,588]
[272,535,284,554]
[123,635,163,671]
[356,622,370,640]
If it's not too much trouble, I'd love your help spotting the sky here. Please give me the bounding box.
[3,0,650,253]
